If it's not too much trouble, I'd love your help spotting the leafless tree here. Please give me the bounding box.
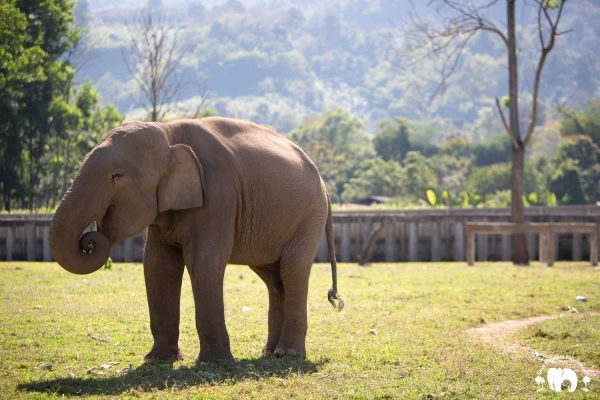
[123,9,191,121]
[402,0,570,264]
[189,80,210,118]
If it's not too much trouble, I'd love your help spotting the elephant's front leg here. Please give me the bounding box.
[143,226,185,361]
[185,241,234,363]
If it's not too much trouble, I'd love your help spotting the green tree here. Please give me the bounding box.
[373,118,412,164]
[341,158,404,203]
[0,0,122,211]
[0,1,45,210]
[402,151,439,202]
[550,135,600,204]
[559,99,600,147]
[15,0,79,210]
[43,81,123,207]
[467,161,552,204]
[440,134,472,159]
[472,135,511,167]
[549,159,587,205]
[290,109,374,201]
[466,163,512,197]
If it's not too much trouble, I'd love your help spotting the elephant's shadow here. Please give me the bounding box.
[18,356,327,396]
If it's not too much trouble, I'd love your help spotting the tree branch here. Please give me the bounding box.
[401,0,509,101]
[122,8,190,121]
[524,0,569,147]
[495,97,519,147]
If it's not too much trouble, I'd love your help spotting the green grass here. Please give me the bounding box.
[1,261,599,399]
[519,314,600,369]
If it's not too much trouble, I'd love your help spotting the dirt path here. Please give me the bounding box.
[468,314,600,378]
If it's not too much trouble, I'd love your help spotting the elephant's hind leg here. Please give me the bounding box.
[249,264,284,355]
[143,226,185,361]
[275,226,322,357]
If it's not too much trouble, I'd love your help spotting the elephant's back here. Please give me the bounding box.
[197,117,323,190]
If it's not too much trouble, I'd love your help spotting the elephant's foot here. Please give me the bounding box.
[274,333,306,357]
[273,346,305,357]
[262,336,282,356]
[144,346,183,362]
[262,345,275,356]
[197,346,234,363]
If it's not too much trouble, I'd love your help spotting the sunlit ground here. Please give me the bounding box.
[1,261,598,399]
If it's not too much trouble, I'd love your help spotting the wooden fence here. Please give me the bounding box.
[1,206,599,263]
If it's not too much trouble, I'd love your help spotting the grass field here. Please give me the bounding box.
[1,261,599,399]
[520,314,600,369]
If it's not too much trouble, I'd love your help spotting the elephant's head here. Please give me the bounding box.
[50,121,205,274]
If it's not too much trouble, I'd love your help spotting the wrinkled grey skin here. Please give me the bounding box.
[49,117,341,362]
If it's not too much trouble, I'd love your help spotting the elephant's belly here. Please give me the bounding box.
[228,211,326,267]
[228,241,282,266]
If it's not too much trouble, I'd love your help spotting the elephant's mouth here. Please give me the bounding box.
[77,205,116,256]
[95,205,116,241]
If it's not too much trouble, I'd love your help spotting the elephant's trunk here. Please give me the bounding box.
[50,180,111,275]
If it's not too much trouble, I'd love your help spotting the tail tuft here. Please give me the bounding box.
[328,288,344,312]
[325,189,344,312]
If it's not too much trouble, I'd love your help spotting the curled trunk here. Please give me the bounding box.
[49,188,111,275]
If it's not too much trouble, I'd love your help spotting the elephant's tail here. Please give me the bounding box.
[326,193,344,311]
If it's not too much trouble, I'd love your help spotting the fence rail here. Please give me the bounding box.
[1,206,599,263]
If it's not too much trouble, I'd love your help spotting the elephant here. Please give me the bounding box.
[547,368,578,392]
[49,117,343,362]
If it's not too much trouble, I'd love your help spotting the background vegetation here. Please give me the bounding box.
[1,0,599,210]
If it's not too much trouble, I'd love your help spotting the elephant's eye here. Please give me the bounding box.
[111,173,124,183]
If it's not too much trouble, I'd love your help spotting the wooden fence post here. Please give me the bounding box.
[454,222,464,261]
[384,221,396,262]
[477,234,488,262]
[26,223,35,261]
[501,235,511,261]
[6,225,15,261]
[590,228,598,266]
[431,221,441,262]
[340,222,350,262]
[42,226,51,261]
[408,222,417,262]
[572,233,583,261]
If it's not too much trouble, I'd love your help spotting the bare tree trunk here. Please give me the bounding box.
[507,0,529,265]
[511,145,529,264]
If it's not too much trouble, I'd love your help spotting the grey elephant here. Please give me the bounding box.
[49,117,343,362]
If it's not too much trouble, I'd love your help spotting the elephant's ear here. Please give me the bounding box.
[157,144,205,212]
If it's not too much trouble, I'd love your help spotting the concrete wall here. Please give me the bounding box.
[1,206,599,263]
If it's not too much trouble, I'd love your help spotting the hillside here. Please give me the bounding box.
[76,0,600,136]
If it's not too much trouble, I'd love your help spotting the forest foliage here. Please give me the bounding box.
[0,0,123,211]
[82,0,600,133]
[291,105,600,206]
[0,0,598,211]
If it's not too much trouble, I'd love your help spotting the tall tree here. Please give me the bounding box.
[1,0,79,211]
[403,0,570,264]
[0,0,122,211]
[0,1,44,209]
[373,118,412,164]
[123,8,189,121]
